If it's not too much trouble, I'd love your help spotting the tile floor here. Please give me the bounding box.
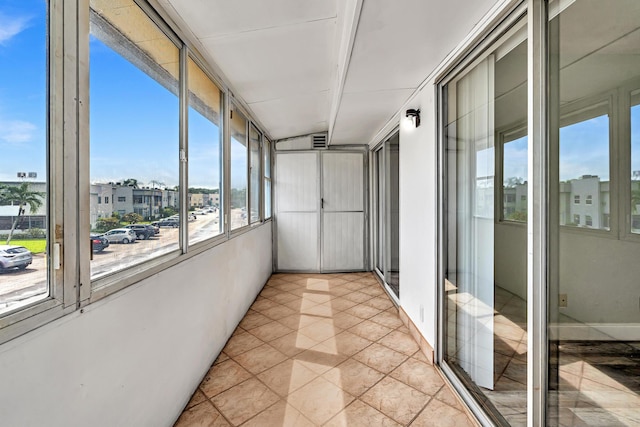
[174,272,476,427]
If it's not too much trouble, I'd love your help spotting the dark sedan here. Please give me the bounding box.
[91,234,110,253]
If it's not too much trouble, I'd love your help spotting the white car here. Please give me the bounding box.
[0,245,33,271]
[102,228,137,244]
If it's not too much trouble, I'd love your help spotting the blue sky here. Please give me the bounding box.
[0,0,245,190]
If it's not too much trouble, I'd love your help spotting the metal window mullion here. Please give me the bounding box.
[62,0,80,308]
[77,0,91,304]
[179,45,188,252]
[527,0,548,425]
[223,101,231,237]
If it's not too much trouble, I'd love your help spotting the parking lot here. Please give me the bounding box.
[0,210,236,312]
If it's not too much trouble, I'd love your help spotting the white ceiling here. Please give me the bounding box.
[158,0,498,145]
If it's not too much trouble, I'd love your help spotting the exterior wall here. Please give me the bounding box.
[398,87,437,346]
[0,224,272,427]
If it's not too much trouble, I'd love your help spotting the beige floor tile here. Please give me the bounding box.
[329,286,354,297]
[211,378,279,426]
[390,358,444,396]
[234,343,288,375]
[359,285,385,297]
[174,401,230,427]
[344,303,382,320]
[200,359,253,398]
[238,311,272,330]
[299,301,334,317]
[343,291,374,304]
[296,346,349,375]
[298,319,341,342]
[435,385,463,410]
[269,331,318,357]
[323,358,385,397]
[261,303,297,320]
[276,313,322,330]
[185,388,207,410]
[349,319,393,341]
[361,376,430,425]
[324,330,372,357]
[287,376,355,425]
[257,359,318,397]
[325,399,401,427]
[242,400,315,427]
[213,352,229,365]
[370,311,405,329]
[353,343,408,374]
[330,298,360,312]
[364,296,395,310]
[247,321,293,342]
[303,291,333,304]
[378,330,420,356]
[410,398,474,427]
[221,332,263,357]
[268,291,301,305]
[331,311,364,329]
[250,298,279,313]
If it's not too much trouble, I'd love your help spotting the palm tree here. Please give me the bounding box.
[0,183,45,244]
[122,178,139,188]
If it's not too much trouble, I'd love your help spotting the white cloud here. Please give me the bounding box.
[0,13,30,45]
[0,120,37,143]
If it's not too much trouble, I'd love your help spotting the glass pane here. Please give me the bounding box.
[187,57,222,245]
[384,135,400,298]
[630,93,640,232]
[90,0,179,281]
[549,2,640,425]
[230,109,248,230]
[503,135,528,221]
[376,149,384,273]
[0,0,49,313]
[444,22,527,426]
[263,139,271,219]
[559,112,610,230]
[249,125,261,224]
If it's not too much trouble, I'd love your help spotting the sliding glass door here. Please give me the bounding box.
[375,133,400,299]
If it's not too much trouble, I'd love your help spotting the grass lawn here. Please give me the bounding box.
[5,239,47,254]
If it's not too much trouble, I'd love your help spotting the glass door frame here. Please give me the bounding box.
[372,128,400,303]
[436,0,549,425]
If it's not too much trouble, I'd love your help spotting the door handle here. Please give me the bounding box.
[321,198,324,209]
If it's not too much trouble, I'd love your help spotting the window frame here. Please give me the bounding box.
[497,124,528,224]
[248,123,263,225]
[263,137,272,220]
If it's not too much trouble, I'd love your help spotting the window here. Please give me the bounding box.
[631,91,640,233]
[585,215,593,227]
[249,125,261,224]
[98,197,102,204]
[104,196,109,204]
[573,214,580,225]
[502,134,528,222]
[559,107,610,231]
[187,57,223,245]
[264,138,272,219]
[90,0,180,281]
[0,0,50,315]
[586,195,593,205]
[230,107,248,230]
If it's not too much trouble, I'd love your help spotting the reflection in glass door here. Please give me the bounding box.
[375,133,400,298]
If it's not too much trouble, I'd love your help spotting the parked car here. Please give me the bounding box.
[124,224,155,240]
[157,219,179,228]
[102,228,137,244]
[0,245,33,271]
[90,234,110,253]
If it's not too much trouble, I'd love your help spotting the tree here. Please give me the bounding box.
[632,188,640,213]
[95,217,121,232]
[122,212,143,224]
[121,178,139,188]
[0,183,45,244]
[161,206,178,218]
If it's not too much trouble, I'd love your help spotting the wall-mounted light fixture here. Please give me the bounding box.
[405,108,421,128]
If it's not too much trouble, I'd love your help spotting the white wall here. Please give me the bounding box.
[398,86,438,346]
[494,222,527,300]
[0,224,272,427]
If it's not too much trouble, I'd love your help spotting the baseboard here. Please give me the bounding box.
[550,323,640,341]
[397,306,435,364]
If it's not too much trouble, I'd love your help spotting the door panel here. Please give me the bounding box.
[322,212,364,271]
[275,152,319,271]
[321,152,365,271]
